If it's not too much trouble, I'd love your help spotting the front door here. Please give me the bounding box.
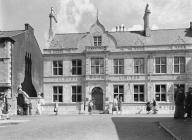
[92,87,103,110]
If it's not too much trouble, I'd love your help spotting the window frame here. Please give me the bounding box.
[113,85,124,102]
[91,58,104,74]
[72,59,82,75]
[72,86,82,102]
[53,86,63,102]
[113,59,124,74]
[134,58,144,74]
[155,57,167,73]
[53,60,63,75]
[155,84,167,102]
[93,36,102,46]
[174,56,185,73]
[133,85,145,102]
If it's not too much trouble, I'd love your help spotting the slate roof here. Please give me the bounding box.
[0,30,24,41]
[49,28,192,49]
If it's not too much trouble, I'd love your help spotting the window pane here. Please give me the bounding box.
[134,86,138,93]
[59,68,63,75]
[180,64,185,73]
[53,87,57,94]
[95,59,99,65]
[114,59,118,66]
[156,65,160,73]
[59,95,63,102]
[77,60,82,66]
[180,57,185,64]
[77,86,81,93]
[135,59,139,65]
[161,85,166,93]
[155,94,160,101]
[134,66,139,73]
[96,66,99,74]
[134,94,138,101]
[72,86,76,93]
[77,95,82,102]
[114,85,118,93]
[77,67,82,75]
[161,94,166,101]
[100,59,104,66]
[53,68,57,75]
[119,66,124,74]
[161,65,166,73]
[119,86,124,93]
[119,59,124,65]
[140,94,144,101]
[155,58,160,64]
[174,65,179,73]
[91,67,96,74]
[174,57,179,64]
[100,67,104,74]
[119,94,124,102]
[72,60,76,66]
[53,95,57,102]
[161,58,166,64]
[140,85,144,93]
[156,85,160,92]
[72,95,76,102]
[114,66,118,74]
[53,61,57,67]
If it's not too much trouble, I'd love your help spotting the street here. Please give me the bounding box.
[0,114,173,140]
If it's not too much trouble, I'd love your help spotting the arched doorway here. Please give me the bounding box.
[91,87,103,110]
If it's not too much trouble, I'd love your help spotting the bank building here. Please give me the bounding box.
[43,5,192,114]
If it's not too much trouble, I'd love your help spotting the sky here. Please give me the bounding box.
[1,0,192,51]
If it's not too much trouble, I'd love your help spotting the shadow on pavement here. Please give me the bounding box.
[111,117,171,140]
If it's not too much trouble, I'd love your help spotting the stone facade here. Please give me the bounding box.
[0,24,43,115]
[43,6,192,114]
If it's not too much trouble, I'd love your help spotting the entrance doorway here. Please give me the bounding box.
[91,87,103,110]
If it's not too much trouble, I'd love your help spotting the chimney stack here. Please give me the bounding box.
[143,4,151,37]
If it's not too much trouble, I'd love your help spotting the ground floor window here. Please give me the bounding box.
[53,86,63,102]
[155,85,166,101]
[113,85,124,101]
[134,85,144,102]
[72,86,82,102]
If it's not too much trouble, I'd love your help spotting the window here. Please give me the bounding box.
[114,59,124,74]
[72,59,82,75]
[53,86,63,102]
[94,36,102,46]
[134,58,144,73]
[72,86,82,102]
[114,85,124,101]
[134,85,144,102]
[155,85,166,101]
[53,61,63,75]
[91,58,104,74]
[155,57,166,73]
[174,57,185,73]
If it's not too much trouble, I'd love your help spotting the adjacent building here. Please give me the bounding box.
[43,5,192,114]
[0,24,43,115]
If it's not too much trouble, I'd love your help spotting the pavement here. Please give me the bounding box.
[0,114,191,140]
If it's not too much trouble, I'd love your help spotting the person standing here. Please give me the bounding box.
[185,87,192,118]
[54,101,59,115]
[146,101,151,114]
[118,97,123,114]
[174,87,185,119]
[112,96,118,115]
[88,100,93,115]
[36,101,41,115]
[152,99,158,114]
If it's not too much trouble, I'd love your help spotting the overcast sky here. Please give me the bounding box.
[1,0,192,51]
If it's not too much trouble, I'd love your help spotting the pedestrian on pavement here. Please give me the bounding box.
[185,87,192,118]
[152,99,158,114]
[36,101,41,115]
[118,97,123,114]
[174,87,185,119]
[146,101,151,114]
[29,100,32,115]
[54,101,59,115]
[88,99,93,115]
[112,96,118,115]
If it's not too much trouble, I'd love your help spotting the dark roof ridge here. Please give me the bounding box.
[55,32,87,35]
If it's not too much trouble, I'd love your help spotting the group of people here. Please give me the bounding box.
[145,99,158,114]
[112,96,123,115]
[174,87,192,119]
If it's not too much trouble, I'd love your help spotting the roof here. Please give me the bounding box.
[0,30,25,42]
[49,28,192,49]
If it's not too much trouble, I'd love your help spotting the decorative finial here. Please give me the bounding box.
[96,8,99,22]
[145,4,150,13]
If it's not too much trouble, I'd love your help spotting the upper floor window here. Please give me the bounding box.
[72,59,82,75]
[114,85,124,102]
[53,86,63,102]
[174,56,185,73]
[114,59,124,74]
[155,57,166,73]
[72,86,82,102]
[155,84,166,102]
[53,60,63,75]
[134,58,144,73]
[94,36,102,46]
[134,85,144,102]
[91,58,104,74]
